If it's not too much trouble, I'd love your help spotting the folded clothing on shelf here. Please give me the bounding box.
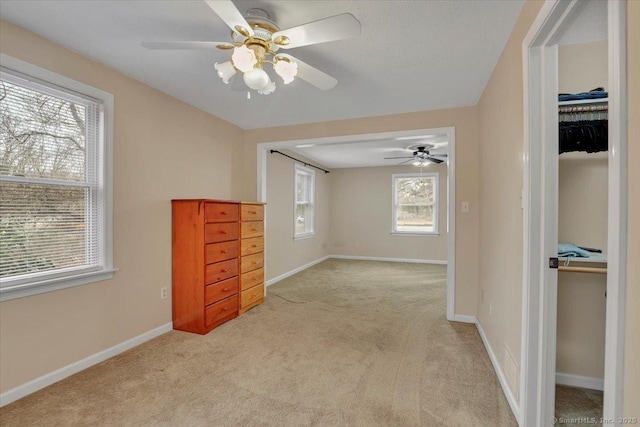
[558,243,591,258]
[558,87,608,101]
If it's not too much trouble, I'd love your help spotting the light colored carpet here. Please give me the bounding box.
[555,385,604,426]
[0,259,516,426]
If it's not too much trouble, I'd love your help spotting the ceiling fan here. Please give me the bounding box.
[384,146,448,166]
[141,0,361,95]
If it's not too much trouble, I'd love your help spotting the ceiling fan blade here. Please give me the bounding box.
[272,13,361,49]
[384,156,414,160]
[204,0,254,37]
[141,41,233,50]
[429,153,448,157]
[276,54,337,90]
[427,157,444,164]
[398,159,415,165]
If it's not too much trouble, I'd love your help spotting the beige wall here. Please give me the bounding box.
[476,0,545,400]
[0,20,244,393]
[244,106,480,317]
[265,151,330,281]
[556,40,608,379]
[330,165,447,261]
[624,0,640,417]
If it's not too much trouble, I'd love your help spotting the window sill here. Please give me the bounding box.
[294,232,315,241]
[391,232,440,237]
[0,268,117,302]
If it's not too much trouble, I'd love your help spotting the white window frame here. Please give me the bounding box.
[0,53,114,302]
[293,164,315,240]
[391,172,439,236]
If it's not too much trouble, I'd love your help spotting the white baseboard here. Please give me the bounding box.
[0,322,172,407]
[453,314,477,324]
[475,321,520,422]
[265,255,330,287]
[329,255,447,265]
[556,372,604,391]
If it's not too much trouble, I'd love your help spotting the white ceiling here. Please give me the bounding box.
[272,131,448,169]
[0,0,524,130]
[559,0,607,46]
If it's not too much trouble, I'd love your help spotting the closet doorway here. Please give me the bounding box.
[521,0,627,426]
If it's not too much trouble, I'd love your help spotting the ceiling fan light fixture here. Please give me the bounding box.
[231,45,257,73]
[274,58,298,84]
[214,61,236,84]
[243,68,270,90]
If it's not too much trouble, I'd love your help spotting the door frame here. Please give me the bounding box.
[256,126,457,321]
[520,1,628,425]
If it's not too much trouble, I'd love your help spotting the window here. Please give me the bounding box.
[0,56,113,301]
[294,164,314,238]
[392,173,438,235]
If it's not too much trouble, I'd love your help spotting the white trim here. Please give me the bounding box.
[0,322,172,407]
[521,1,627,425]
[556,373,604,392]
[330,254,447,265]
[257,126,456,322]
[390,232,440,237]
[452,314,477,324]
[265,256,330,287]
[293,232,315,241]
[0,53,114,302]
[477,321,520,421]
[603,0,627,420]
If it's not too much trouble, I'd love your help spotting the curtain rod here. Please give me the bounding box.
[269,150,330,174]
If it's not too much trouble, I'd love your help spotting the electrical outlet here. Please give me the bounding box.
[461,201,470,213]
[160,287,168,300]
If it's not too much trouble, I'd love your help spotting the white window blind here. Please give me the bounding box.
[294,164,314,238]
[0,68,106,292]
[392,173,438,234]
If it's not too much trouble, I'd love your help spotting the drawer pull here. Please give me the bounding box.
[220,211,227,215]
[221,249,228,254]
[249,211,257,214]
[252,261,257,265]
[220,230,227,234]
[221,269,228,273]
[251,244,257,248]
[251,228,257,232]
[222,307,228,312]
[222,288,229,292]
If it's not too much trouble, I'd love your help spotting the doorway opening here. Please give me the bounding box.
[521,0,627,425]
[256,126,458,321]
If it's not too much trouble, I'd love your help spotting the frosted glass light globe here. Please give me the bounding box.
[243,68,270,90]
[258,79,276,95]
[214,61,236,84]
[274,59,298,84]
[231,46,257,73]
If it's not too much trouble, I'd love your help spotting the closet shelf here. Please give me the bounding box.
[558,97,608,106]
[558,253,607,274]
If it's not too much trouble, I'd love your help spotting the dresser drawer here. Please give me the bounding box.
[240,204,264,221]
[205,259,238,284]
[241,221,263,239]
[240,284,264,309]
[241,268,264,291]
[205,277,239,306]
[205,202,239,223]
[205,241,239,264]
[240,237,264,256]
[241,252,264,274]
[205,295,238,326]
[205,222,238,243]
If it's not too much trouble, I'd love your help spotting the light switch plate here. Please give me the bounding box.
[461,201,470,213]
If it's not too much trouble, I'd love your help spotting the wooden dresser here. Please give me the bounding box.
[239,203,265,314]
[172,199,265,335]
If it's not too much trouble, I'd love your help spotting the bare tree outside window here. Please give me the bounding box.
[393,174,438,233]
[0,79,97,279]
